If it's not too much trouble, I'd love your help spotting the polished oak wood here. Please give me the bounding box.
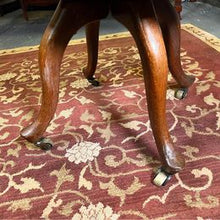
[21,0,194,175]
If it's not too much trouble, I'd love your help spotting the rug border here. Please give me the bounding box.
[181,24,220,52]
[0,23,219,56]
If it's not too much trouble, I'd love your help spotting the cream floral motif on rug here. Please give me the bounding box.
[65,142,102,164]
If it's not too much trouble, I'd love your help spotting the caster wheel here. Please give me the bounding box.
[153,168,172,186]
[175,88,188,100]
[87,77,100,87]
[35,137,53,151]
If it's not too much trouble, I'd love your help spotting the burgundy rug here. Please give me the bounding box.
[0,24,220,219]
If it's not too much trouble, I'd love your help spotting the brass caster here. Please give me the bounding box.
[35,137,53,151]
[174,88,188,100]
[153,168,172,186]
[87,77,100,87]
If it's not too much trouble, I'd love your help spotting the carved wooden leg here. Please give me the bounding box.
[155,0,195,99]
[20,0,29,21]
[174,0,182,19]
[20,0,109,149]
[112,0,185,176]
[83,21,100,86]
[155,0,195,89]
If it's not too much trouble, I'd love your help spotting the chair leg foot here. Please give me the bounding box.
[153,167,172,186]
[175,87,188,100]
[87,76,100,86]
[35,137,53,151]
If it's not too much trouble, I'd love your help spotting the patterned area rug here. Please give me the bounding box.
[0,24,220,219]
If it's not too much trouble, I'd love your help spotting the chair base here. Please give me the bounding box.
[21,0,195,183]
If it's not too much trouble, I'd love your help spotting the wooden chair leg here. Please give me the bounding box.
[154,0,195,89]
[20,0,109,149]
[174,0,182,19]
[20,0,28,20]
[83,21,100,86]
[112,0,185,175]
